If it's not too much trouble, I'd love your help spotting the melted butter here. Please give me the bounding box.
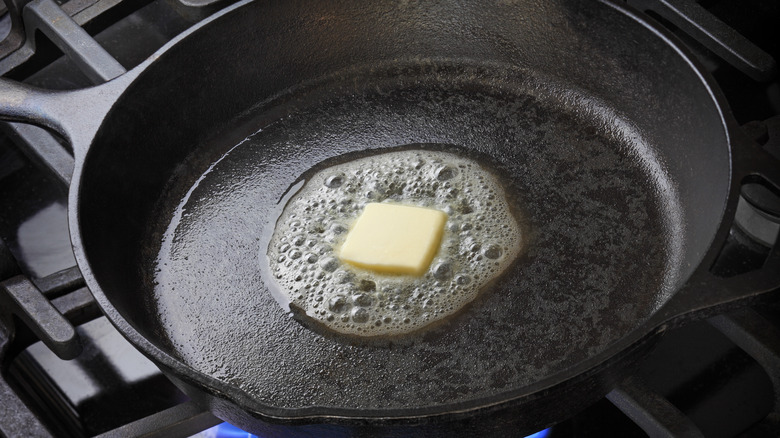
[266,149,522,337]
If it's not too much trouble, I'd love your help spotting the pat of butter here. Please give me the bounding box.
[338,203,447,276]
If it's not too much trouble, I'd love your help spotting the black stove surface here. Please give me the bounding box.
[1,0,779,437]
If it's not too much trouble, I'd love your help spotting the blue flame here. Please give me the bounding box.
[526,428,551,438]
[201,423,257,438]
[202,422,551,437]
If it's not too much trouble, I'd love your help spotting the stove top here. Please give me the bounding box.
[1,0,779,436]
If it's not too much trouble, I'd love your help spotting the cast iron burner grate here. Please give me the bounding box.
[0,0,779,436]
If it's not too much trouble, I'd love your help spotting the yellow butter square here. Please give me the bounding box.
[338,203,447,276]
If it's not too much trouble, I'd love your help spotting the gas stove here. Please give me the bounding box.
[0,0,779,436]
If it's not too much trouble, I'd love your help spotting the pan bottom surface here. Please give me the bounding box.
[142,62,684,414]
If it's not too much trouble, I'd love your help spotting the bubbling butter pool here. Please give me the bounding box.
[266,149,522,336]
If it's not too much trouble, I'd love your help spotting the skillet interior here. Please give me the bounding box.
[76,0,730,418]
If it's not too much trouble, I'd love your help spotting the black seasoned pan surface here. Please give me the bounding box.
[143,61,684,414]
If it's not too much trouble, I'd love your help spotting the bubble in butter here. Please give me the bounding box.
[266,149,522,337]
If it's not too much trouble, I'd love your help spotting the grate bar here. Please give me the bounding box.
[606,375,705,438]
[51,286,100,325]
[94,401,221,438]
[0,371,54,437]
[627,0,777,82]
[709,308,780,431]
[31,266,84,298]
[0,275,81,359]
[23,0,127,83]
[0,122,73,185]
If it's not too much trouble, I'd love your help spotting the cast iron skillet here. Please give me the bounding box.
[1,0,779,435]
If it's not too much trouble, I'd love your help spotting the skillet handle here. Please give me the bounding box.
[0,79,73,139]
[0,77,126,160]
[655,247,780,330]
[654,131,780,330]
